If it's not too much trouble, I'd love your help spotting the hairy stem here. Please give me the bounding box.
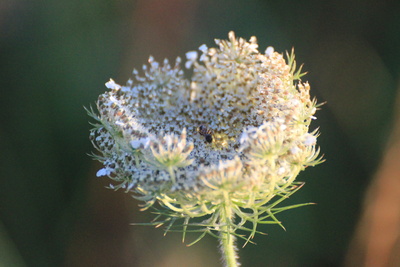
[219,201,240,267]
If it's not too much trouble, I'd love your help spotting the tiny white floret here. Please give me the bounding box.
[290,146,300,154]
[186,51,198,61]
[96,168,108,177]
[130,140,141,149]
[303,134,317,146]
[265,46,274,57]
[185,51,198,69]
[199,44,208,53]
[105,79,121,90]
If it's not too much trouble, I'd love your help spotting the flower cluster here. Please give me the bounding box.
[88,32,323,243]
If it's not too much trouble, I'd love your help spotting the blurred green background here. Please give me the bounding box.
[1,0,400,266]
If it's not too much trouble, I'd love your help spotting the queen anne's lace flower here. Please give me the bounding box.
[88,32,323,244]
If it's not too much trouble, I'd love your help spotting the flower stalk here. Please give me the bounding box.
[220,230,238,267]
[219,201,239,267]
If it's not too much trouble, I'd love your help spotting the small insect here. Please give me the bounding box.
[198,125,213,143]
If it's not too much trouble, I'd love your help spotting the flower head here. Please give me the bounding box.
[88,32,323,244]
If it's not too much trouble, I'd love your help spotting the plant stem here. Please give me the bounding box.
[219,202,240,267]
[168,166,176,184]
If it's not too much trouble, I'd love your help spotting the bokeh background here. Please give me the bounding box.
[1,0,400,266]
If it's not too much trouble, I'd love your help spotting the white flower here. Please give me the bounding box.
[304,134,317,146]
[185,51,198,68]
[88,31,323,245]
[105,79,121,90]
[145,129,194,171]
[265,46,274,57]
[96,168,109,177]
[130,137,150,150]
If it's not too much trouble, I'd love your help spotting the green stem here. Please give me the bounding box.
[167,166,176,184]
[219,202,240,267]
